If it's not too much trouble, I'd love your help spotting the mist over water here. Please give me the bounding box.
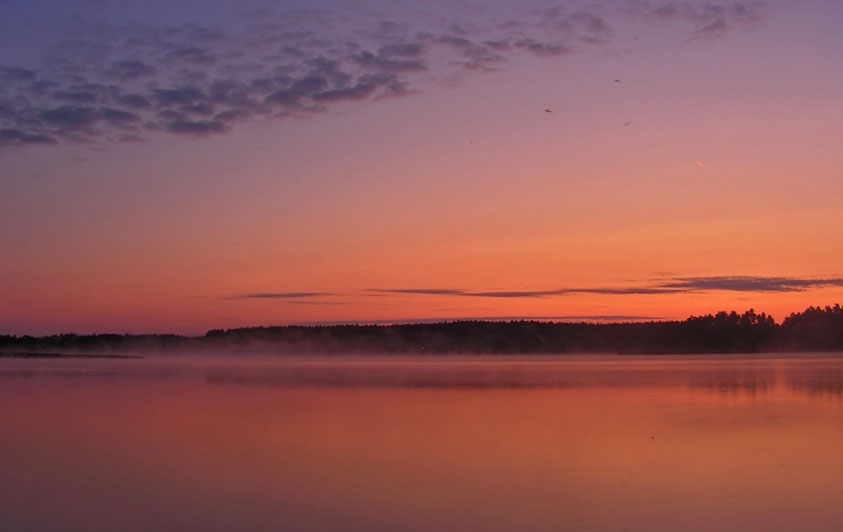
[2,354,842,531]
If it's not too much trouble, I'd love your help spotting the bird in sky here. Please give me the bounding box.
[614,79,622,83]
[544,109,553,113]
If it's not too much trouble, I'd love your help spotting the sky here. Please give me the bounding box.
[1,0,842,335]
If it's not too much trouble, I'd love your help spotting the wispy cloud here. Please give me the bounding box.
[369,287,677,298]
[368,275,843,299]
[370,289,467,296]
[226,275,843,310]
[627,0,771,40]
[0,1,774,149]
[662,276,843,293]
[226,292,334,300]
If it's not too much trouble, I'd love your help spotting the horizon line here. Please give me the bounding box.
[5,304,842,337]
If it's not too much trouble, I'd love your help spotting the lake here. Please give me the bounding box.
[1,354,841,531]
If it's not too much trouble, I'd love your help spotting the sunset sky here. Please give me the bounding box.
[1,0,842,335]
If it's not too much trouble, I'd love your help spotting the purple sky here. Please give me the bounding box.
[2,1,843,334]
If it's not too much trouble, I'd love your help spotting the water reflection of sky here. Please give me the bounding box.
[1,354,842,397]
[1,355,842,532]
[0,355,843,396]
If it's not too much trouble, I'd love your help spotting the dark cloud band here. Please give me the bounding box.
[368,275,843,299]
[227,292,334,300]
[227,274,840,304]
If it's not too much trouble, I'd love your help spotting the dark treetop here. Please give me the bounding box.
[2,305,842,355]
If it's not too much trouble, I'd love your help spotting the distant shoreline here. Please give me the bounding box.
[2,305,842,355]
[0,352,144,360]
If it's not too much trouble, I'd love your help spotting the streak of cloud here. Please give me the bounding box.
[662,276,843,293]
[367,276,843,299]
[226,292,334,300]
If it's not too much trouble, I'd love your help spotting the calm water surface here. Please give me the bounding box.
[1,354,842,531]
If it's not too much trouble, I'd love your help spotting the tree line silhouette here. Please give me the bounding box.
[2,305,842,355]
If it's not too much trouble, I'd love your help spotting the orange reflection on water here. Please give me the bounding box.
[1,356,842,531]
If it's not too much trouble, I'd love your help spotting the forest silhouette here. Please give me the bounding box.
[2,305,842,356]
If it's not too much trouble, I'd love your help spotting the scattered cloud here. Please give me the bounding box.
[627,1,771,40]
[513,39,573,57]
[0,2,774,149]
[104,59,157,81]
